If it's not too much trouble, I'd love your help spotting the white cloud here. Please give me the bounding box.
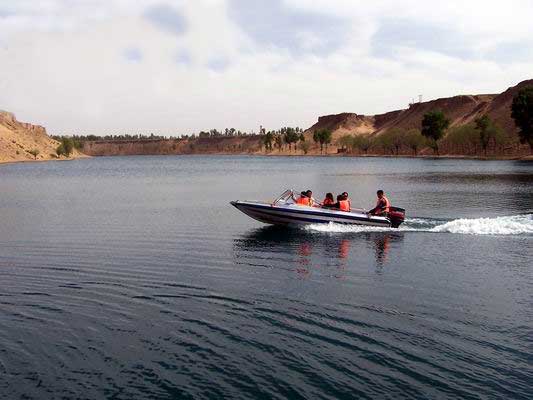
[0,0,532,135]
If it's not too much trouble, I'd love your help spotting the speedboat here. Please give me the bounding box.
[231,190,405,228]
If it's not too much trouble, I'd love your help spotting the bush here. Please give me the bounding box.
[28,149,40,160]
[445,124,479,154]
[300,141,310,154]
[405,128,426,155]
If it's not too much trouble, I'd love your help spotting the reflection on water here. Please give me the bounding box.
[233,226,405,275]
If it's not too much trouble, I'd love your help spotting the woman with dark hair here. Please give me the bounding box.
[296,190,315,206]
[322,192,335,207]
[338,193,351,211]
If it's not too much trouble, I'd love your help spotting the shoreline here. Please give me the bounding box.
[3,152,530,165]
[0,154,90,166]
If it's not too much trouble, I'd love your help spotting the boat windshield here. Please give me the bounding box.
[272,189,295,205]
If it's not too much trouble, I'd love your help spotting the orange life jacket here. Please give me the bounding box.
[296,196,310,206]
[339,200,350,211]
[376,196,390,213]
[323,198,334,206]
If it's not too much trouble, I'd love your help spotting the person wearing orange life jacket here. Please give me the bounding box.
[341,192,351,210]
[368,189,390,216]
[321,193,335,208]
[295,190,314,206]
[338,192,351,212]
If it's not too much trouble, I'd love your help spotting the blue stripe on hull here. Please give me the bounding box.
[236,202,382,223]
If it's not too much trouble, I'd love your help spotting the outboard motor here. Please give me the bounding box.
[388,206,405,228]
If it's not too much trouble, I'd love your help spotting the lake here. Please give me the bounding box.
[1,156,532,399]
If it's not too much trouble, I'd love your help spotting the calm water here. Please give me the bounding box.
[1,156,532,399]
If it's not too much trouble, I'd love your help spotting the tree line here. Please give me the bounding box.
[338,116,507,157]
[49,86,533,156]
[51,127,289,143]
[262,127,305,152]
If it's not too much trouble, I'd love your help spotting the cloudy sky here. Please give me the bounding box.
[1,0,532,135]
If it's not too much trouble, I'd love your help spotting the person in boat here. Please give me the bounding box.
[329,194,350,211]
[368,190,390,216]
[342,192,351,210]
[321,193,335,207]
[295,190,314,206]
[338,193,351,212]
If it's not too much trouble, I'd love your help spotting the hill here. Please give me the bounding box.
[0,111,83,163]
[306,79,533,148]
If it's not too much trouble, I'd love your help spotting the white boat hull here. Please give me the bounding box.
[230,201,392,227]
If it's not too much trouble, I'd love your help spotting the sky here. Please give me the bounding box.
[0,0,532,135]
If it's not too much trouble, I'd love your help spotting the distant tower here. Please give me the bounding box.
[418,94,423,103]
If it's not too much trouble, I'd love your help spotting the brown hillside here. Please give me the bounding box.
[0,111,58,163]
[306,79,533,142]
[484,79,533,137]
[82,135,264,156]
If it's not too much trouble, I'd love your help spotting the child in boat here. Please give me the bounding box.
[321,193,335,207]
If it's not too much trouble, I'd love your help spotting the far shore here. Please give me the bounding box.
[2,152,531,165]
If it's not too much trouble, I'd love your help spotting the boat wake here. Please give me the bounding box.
[305,214,533,236]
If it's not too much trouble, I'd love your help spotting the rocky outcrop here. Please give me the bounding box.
[81,135,264,156]
[0,111,85,163]
[306,113,375,141]
[0,111,59,163]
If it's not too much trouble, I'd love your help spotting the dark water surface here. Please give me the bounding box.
[1,156,532,399]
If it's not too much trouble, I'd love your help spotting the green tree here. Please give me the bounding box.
[274,135,283,151]
[352,135,371,154]
[421,110,450,155]
[383,128,404,155]
[405,128,425,156]
[263,131,274,151]
[511,86,533,152]
[61,138,74,157]
[56,143,65,157]
[28,149,40,160]
[283,127,299,151]
[445,124,479,154]
[320,129,332,153]
[338,135,353,152]
[376,133,394,154]
[313,130,321,150]
[475,115,504,156]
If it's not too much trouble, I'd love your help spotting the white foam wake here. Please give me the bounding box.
[429,214,533,235]
[305,214,533,236]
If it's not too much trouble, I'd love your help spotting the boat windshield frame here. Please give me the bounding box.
[272,189,295,205]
